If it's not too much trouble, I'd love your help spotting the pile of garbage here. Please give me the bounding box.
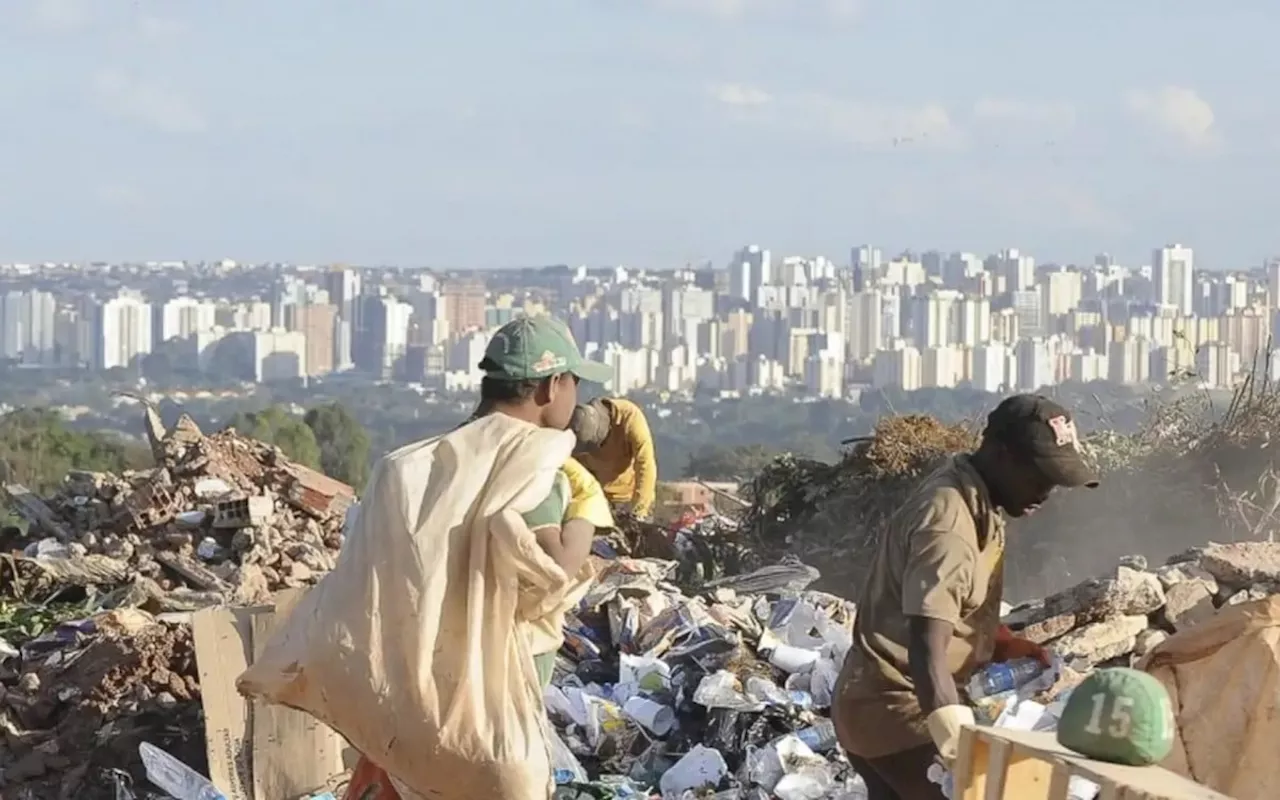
[7,388,1280,798]
[542,540,1280,798]
[544,551,865,799]
[0,608,203,800]
[1,409,355,614]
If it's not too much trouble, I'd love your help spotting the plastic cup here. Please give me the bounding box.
[768,643,820,673]
[623,695,675,735]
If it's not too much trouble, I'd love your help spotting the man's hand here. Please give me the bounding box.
[926,704,975,764]
[993,625,1051,666]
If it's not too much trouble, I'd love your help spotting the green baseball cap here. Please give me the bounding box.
[1057,668,1175,766]
[478,315,613,385]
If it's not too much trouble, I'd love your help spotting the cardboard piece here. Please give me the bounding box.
[193,590,349,800]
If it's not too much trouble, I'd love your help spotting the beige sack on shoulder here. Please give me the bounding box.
[237,414,576,800]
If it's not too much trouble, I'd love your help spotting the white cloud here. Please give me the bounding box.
[710,83,773,107]
[971,98,1076,127]
[91,70,207,134]
[28,0,90,31]
[1125,86,1220,149]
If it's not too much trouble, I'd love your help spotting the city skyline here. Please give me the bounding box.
[1,243,1277,400]
[1,1,1278,267]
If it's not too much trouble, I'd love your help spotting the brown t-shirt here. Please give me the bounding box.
[834,454,1006,758]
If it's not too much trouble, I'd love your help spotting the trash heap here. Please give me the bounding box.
[538,538,1280,799]
[1,410,355,614]
[6,384,1280,798]
[0,608,202,800]
[544,552,869,799]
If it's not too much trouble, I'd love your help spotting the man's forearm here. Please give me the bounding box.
[907,616,960,714]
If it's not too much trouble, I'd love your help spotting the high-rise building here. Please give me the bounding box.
[291,303,337,376]
[845,291,883,362]
[441,279,486,335]
[157,296,217,344]
[96,293,152,370]
[1153,244,1194,316]
[0,289,56,364]
[728,245,771,305]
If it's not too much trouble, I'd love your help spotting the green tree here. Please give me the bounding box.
[304,402,372,488]
[0,408,150,493]
[685,444,782,481]
[227,406,322,469]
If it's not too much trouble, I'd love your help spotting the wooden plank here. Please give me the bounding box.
[192,604,255,800]
[968,728,1234,800]
[1047,763,1073,800]
[194,590,349,800]
[954,727,990,800]
[250,598,346,800]
[1003,741,1056,799]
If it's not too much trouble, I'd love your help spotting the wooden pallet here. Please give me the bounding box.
[953,726,1234,800]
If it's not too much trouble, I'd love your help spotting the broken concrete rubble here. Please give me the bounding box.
[1198,541,1280,587]
[1001,541,1280,672]
[1,413,354,613]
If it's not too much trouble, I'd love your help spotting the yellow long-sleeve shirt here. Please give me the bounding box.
[574,397,657,517]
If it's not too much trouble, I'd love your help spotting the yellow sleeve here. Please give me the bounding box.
[619,402,657,517]
[562,458,615,529]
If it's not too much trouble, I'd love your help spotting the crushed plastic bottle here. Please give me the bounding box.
[794,719,838,753]
[138,742,226,800]
[967,658,1044,700]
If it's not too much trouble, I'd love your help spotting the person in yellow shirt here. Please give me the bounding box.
[570,397,657,519]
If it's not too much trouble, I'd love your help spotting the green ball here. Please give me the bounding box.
[1056,668,1176,766]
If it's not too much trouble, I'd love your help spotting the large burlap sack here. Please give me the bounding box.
[1137,595,1280,799]
[237,414,578,800]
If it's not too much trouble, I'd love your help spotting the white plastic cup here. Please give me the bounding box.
[768,643,820,673]
[623,695,676,735]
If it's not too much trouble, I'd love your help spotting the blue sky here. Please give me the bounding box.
[0,0,1276,270]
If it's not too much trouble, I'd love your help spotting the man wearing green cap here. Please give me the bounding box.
[343,314,616,800]
[470,314,616,684]
[833,394,1100,799]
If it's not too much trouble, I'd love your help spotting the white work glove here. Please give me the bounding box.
[926,704,975,764]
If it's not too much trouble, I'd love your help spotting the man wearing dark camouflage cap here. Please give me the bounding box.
[834,395,1098,799]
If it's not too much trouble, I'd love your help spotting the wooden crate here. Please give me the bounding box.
[953,726,1234,800]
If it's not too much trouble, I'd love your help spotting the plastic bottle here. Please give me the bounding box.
[794,719,838,752]
[138,742,226,800]
[966,658,1044,700]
